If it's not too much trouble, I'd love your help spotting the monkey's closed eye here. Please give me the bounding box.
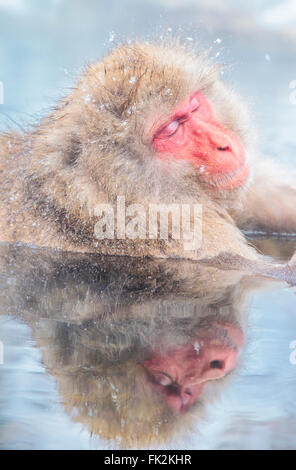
[155,120,180,139]
[151,371,174,386]
[155,95,200,141]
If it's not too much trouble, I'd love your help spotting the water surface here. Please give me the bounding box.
[0,0,296,450]
[0,239,295,450]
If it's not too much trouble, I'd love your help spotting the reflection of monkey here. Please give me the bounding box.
[0,243,292,448]
[1,42,296,260]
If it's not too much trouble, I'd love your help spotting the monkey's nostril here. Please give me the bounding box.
[217,146,231,151]
[210,360,223,369]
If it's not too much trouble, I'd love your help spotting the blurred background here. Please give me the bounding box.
[0,0,296,450]
[0,0,296,161]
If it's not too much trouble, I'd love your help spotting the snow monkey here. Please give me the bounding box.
[1,241,295,447]
[0,243,272,448]
[1,41,296,261]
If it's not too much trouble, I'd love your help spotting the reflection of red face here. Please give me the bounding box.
[153,91,249,190]
[142,323,244,414]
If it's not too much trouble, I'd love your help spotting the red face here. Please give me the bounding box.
[153,91,249,190]
[142,323,244,414]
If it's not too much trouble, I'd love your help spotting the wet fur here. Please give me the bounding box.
[0,41,295,260]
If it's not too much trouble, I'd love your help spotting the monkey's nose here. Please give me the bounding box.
[197,347,239,383]
[217,145,231,152]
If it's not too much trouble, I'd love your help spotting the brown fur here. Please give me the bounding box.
[1,242,293,447]
[1,41,296,261]
[0,242,252,447]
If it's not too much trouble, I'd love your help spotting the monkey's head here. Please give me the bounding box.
[0,243,250,448]
[37,309,244,448]
[34,41,255,211]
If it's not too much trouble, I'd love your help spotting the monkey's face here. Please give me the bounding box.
[142,322,244,414]
[153,91,250,190]
[60,43,254,206]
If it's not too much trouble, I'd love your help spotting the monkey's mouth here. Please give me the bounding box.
[211,161,250,190]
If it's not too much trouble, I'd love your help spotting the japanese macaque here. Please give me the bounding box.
[0,243,294,448]
[1,41,296,261]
